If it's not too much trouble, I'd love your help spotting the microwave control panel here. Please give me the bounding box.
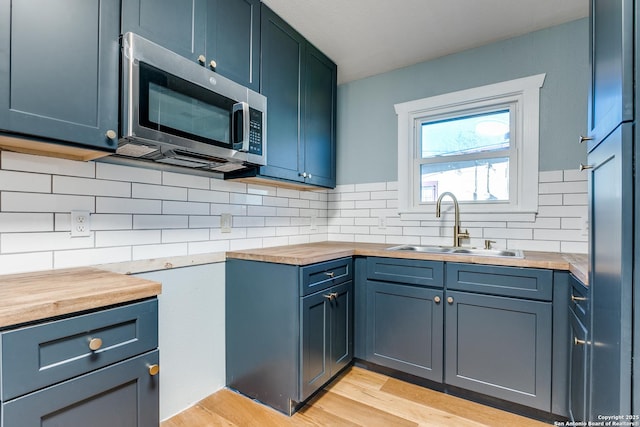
[248,108,263,156]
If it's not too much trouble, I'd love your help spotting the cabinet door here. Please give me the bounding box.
[259,5,305,184]
[329,281,353,376]
[302,44,336,188]
[0,0,119,150]
[121,0,207,62]
[569,309,589,422]
[588,124,632,418]
[365,280,444,382]
[587,0,633,151]
[206,0,260,91]
[3,350,159,427]
[300,288,331,400]
[445,290,552,411]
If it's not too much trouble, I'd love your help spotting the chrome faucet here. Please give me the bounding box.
[436,192,470,247]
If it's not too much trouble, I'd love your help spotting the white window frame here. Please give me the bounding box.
[395,73,545,214]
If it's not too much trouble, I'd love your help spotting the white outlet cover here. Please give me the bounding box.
[70,210,91,237]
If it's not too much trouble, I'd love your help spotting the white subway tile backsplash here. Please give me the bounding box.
[53,176,131,197]
[133,243,188,260]
[132,183,187,201]
[2,151,94,177]
[0,213,53,232]
[210,179,247,194]
[55,247,132,269]
[0,252,53,274]
[162,171,209,189]
[162,201,210,215]
[0,170,51,192]
[162,228,210,243]
[97,197,160,214]
[0,152,590,275]
[96,230,161,247]
[563,169,586,182]
[230,193,262,206]
[96,162,161,184]
[2,192,94,213]
[2,232,94,254]
[134,215,188,230]
[539,170,563,182]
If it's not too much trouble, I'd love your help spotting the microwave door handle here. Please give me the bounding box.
[232,102,250,152]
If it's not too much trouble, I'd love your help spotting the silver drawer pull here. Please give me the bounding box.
[88,338,103,351]
[571,294,587,302]
[323,292,339,301]
[324,271,335,278]
[574,337,586,346]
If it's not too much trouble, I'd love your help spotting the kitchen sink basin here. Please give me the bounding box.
[386,245,524,258]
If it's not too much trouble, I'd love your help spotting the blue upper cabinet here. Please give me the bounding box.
[0,0,120,152]
[259,5,337,188]
[586,0,633,152]
[122,0,260,91]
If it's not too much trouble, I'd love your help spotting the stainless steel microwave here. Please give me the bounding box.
[117,32,266,173]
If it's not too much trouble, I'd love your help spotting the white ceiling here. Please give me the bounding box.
[261,0,590,84]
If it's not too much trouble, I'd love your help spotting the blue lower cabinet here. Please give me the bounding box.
[3,350,159,427]
[444,290,552,411]
[365,280,443,381]
[227,258,353,415]
[0,299,159,426]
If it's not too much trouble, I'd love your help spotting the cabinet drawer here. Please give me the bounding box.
[446,263,553,301]
[569,274,589,323]
[366,257,444,288]
[300,258,352,296]
[1,299,158,401]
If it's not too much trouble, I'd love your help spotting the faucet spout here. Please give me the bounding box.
[435,192,470,247]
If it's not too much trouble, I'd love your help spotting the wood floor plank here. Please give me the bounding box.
[310,389,418,427]
[327,376,486,427]
[197,389,308,427]
[162,367,553,426]
[380,377,550,427]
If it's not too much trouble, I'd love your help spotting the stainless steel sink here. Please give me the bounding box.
[386,245,524,258]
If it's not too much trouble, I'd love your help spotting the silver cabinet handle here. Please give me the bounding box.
[434,296,441,304]
[447,296,454,304]
[579,135,593,144]
[210,59,217,69]
[299,172,308,178]
[571,294,587,302]
[198,54,206,64]
[323,292,339,301]
[579,163,594,171]
[324,271,335,278]
[574,337,586,346]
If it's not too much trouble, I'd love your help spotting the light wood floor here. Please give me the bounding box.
[162,367,551,426]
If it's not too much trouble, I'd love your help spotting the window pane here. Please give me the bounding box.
[421,110,510,158]
[420,158,509,202]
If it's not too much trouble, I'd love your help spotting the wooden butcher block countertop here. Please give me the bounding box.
[227,241,589,285]
[0,267,161,328]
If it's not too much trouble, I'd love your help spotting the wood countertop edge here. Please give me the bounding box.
[0,284,161,328]
[226,243,589,285]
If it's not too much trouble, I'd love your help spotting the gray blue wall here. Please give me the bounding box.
[336,18,589,185]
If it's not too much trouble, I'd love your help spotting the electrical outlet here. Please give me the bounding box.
[221,213,232,233]
[378,216,386,229]
[70,210,91,237]
[310,215,318,231]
